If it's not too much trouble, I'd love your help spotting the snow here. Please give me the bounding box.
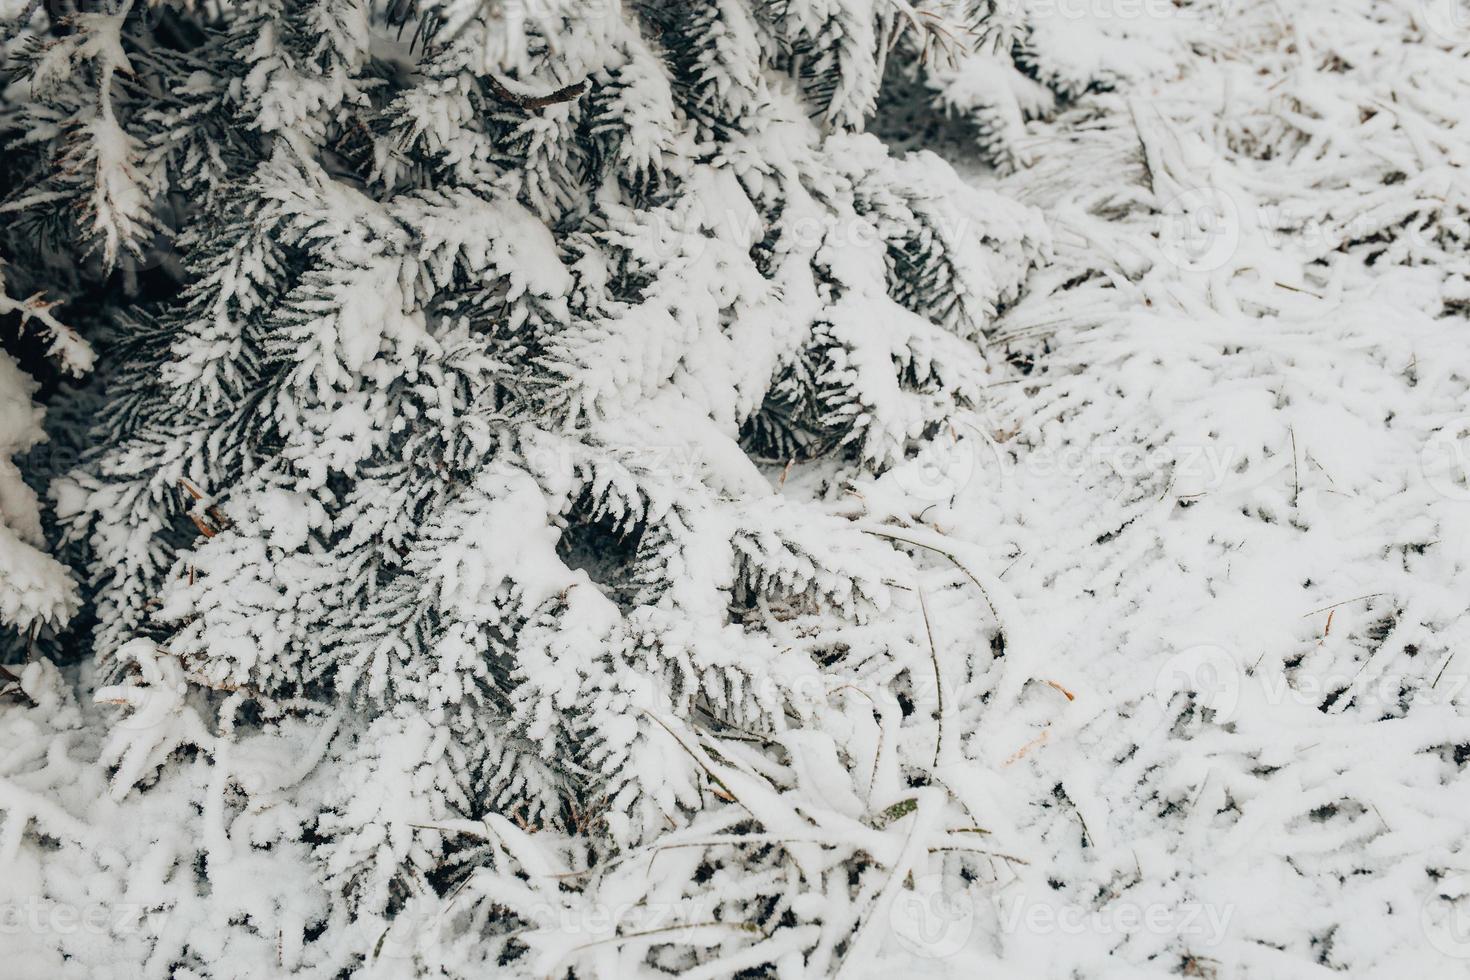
[4,0,1470,977]
[850,2,1470,976]
[0,352,78,633]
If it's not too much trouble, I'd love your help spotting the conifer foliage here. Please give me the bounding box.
[0,261,86,650]
[0,1,1045,975]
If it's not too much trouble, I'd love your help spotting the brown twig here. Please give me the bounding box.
[485,75,587,111]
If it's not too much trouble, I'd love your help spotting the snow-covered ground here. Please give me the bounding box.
[3,2,1468,977]
[856,1,1470,976]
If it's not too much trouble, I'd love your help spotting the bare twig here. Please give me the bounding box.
[485,75,587,111]
[915,582,945,770]
[1299,593,1386,617]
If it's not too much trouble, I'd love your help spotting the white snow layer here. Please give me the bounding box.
[858,1,1470,977]
[0,352,78,634]
[4,1,1470,978]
